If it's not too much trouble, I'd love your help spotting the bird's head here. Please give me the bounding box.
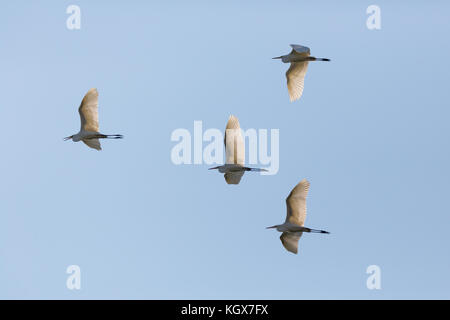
[63,135,73,141]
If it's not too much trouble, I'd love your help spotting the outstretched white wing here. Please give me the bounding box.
[290,44,311,56]
[285,179,310,226]
[82,138,102,151]
[280,232,303,254]
[224,115,245,165]
[79,88,99,132]
[224,171,245,185]
[286,62,309,102]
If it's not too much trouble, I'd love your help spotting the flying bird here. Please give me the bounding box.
[209,115,267,184]
[273,44,330,102]
[267,179,329,254]
[64,88,123,150]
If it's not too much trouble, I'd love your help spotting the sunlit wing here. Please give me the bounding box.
[280,232,303,254]
[79,88,99,132]
[286,62,309,102]
[82,138,101,150]
[224,171,245,185]
[224,115,245,165]
[285,179,310,226]
[290,44,311,56]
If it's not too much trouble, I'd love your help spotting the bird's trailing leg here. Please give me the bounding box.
[244,167,268,172]
[94,134,123,139]
[310,57,330,62]
[303,227,330,234]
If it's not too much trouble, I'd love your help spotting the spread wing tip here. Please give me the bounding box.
[226,115,241,130]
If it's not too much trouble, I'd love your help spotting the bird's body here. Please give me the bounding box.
[64,88,123,150]
[210,163,266,185]
[209,115,267,184]
[213,163,257,174]
[273,44,330,102]
[267,179,329,254]
[71,130,102,142]
[270,222,311,233]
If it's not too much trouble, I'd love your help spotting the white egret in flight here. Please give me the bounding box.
[273,44,330,102]
[267,179,329,254]
[209,115,267,184]
[64,88,123,150]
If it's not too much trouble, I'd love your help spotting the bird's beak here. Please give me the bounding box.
[63,135,72,141]
[208,166,220,170]
[266,225,277,229]
[272,56,282,59]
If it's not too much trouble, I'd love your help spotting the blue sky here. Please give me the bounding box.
[1,1,449,299]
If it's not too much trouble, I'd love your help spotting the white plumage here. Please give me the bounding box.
[209,115,267,185]
[273,44,330,102]
[64,88,123,150]
[267,179,329,254]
